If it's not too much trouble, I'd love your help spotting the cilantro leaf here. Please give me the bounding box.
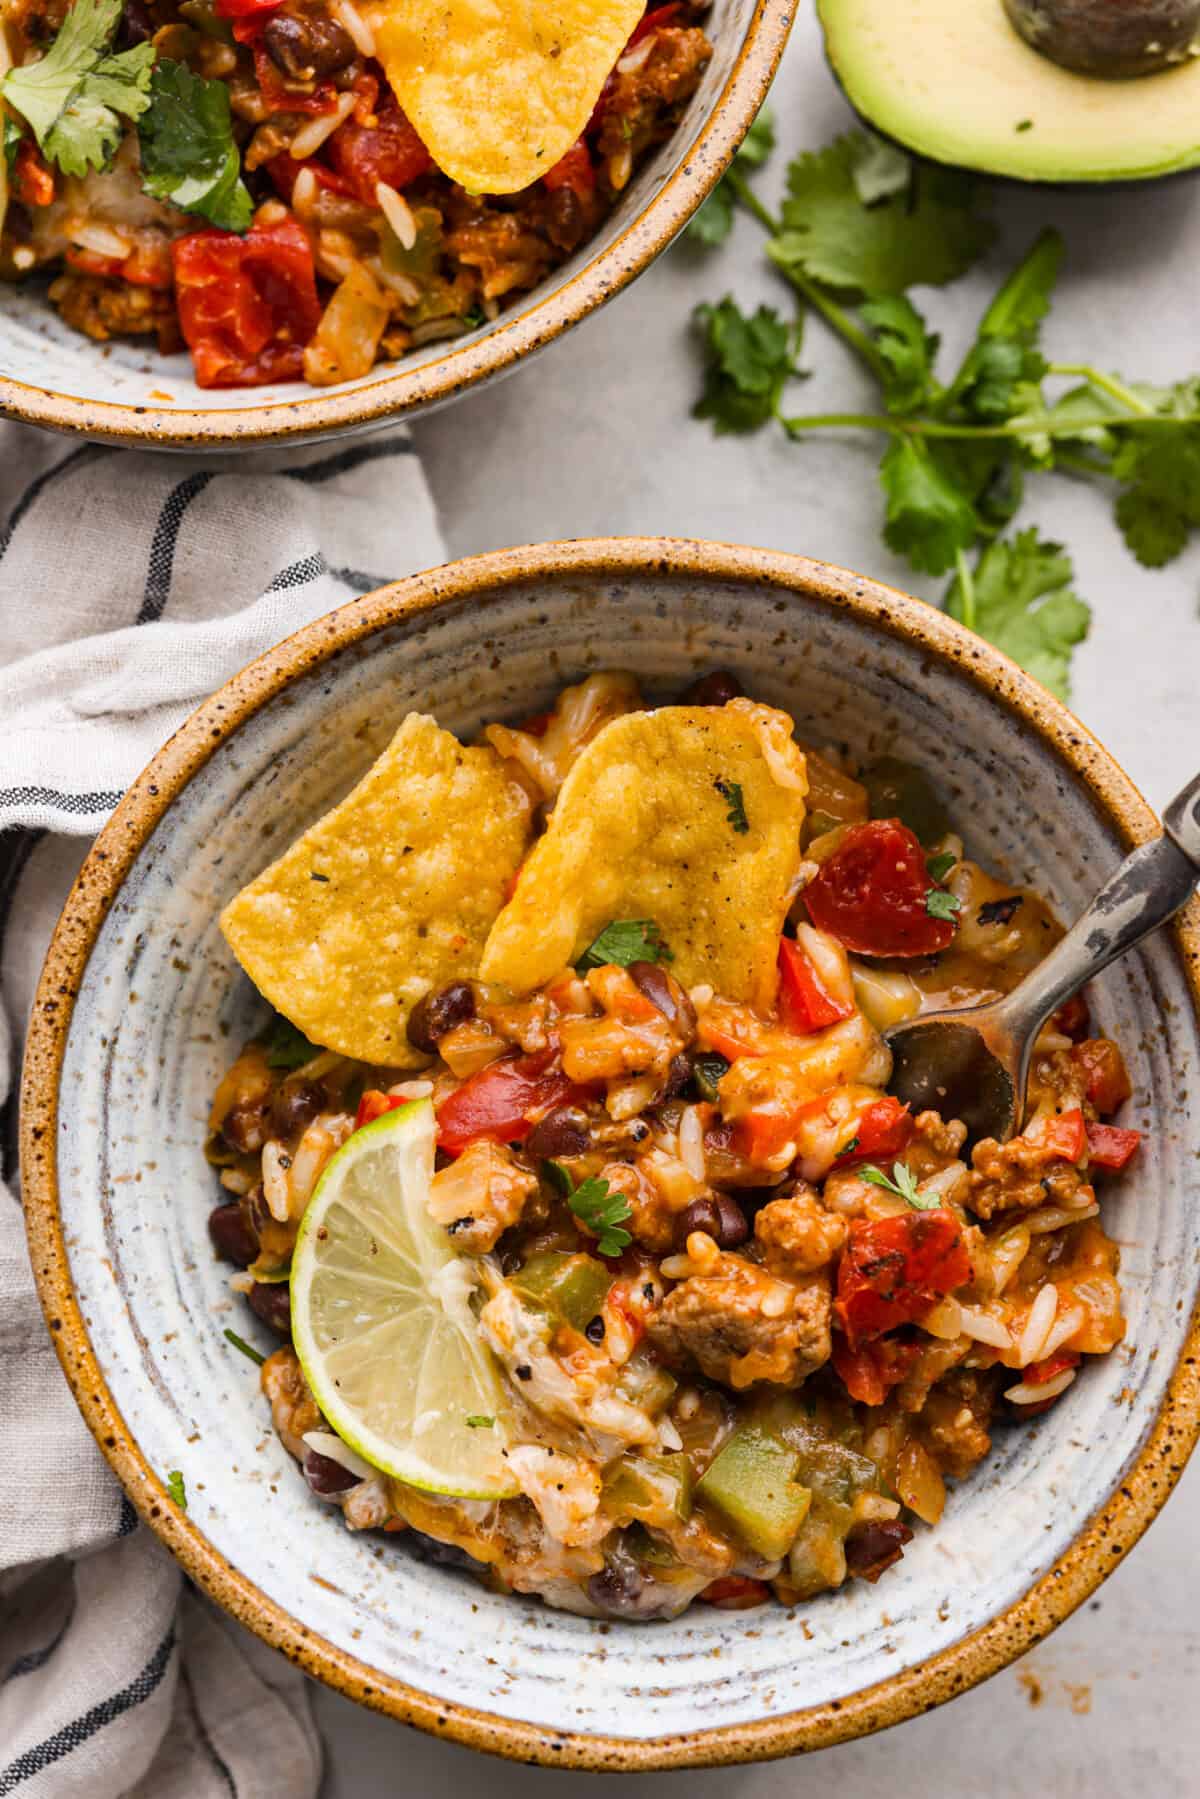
[926,850,957,882]
[861,294,939,416]
[262,1013,321,1069]
[925,888,962,922]
[224,1328,266,1366]
[687,107,775,247]
[1111,428,1200,567]
[3,118,22,172]
[1,0,154,177]
[693,297,794,433]
[975,229,1063,347]
[138,58,252,233]
[465,1415,494,1428]
[850,131,912,206]
[577,919,673,972]
[547,1163,633,1258]
[715,777,749,833]
[166,1469,188,1509]
[879,437,980,574]
[944,530,1091,701]
[769,133,994,297]
[860,1162,939,1209]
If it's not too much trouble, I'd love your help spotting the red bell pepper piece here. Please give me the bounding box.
[835,1210,971,1347]
[172,212,320,388]
[355,1090,410,1131]
[834,1096,914,1169]
[1024,1348,1081,1387]
[436,1050,585,1156]
[832,1334,921,1406]
[1025,1107,1086,1162]
[1085,1121,1141,1171]
[1071,1038,1132,1114]
[628,3,681,44]
[266,154,357,204]
[14,138,54,208]
[328,97,433,204]
[804,819,959,958]
[777,936,854,1034]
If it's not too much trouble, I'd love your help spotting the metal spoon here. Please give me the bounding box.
[884,771,1200,1147]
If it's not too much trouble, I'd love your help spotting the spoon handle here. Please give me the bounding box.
[1000,771,1200,1040]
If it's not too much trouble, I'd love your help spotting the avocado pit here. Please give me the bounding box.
[1003,0,1200,77]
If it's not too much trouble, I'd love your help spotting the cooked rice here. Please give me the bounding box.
[1016,1282,1059,1367]
[332,0,375,57]
[958,1305,1013,1350]
[290,93,356,160]
[375,180,417,250]
[1006,1368,1077,1405]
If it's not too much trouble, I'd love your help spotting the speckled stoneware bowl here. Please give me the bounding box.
[21,540,1200,1769]
[0,0,789,450]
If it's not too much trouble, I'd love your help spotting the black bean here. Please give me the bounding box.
[587,1557,644,1615]
[406,981,476,1055]
[247,1281,291,1336]
[677,1193,748,1249]
[208,1200,259,1268]
[221,1098,270,1156]
[544,186,586,252]
[628,962,697,1040]
[584,1315,606,1345]
[115,0,152,47]
[662,1052,694,1099]
[680,670,742,707]
[304,1449,359,1496]
[977,895,1023,928]
[263,10,356,79]
[844,1519,914,1583]
[405,1529,486,1574]
[525,1104,592,1160]
[271,1078,323,1140]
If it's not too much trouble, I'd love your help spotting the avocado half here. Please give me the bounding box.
[817,0,1200,184]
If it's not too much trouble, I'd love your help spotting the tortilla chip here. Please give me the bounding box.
[221,715,532,1067]
[480,703,808,1008]
[369,0,644,196]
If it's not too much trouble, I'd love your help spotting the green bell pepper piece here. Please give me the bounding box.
[860,756,950,845]
[508,1251,611,1336]
[696,1422,812,1560]
[603,1454,693,1524]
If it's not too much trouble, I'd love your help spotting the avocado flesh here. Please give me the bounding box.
[818,0,1200,183]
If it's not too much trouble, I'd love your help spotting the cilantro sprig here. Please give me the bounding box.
[138,59,252,233]
[545,1162,633,1258]
[576,919,672,972]
[1,0,154,177]
[860,1162,941,1210]
[683,121,1200,699]
[715,777,749,834]
[165,1469,188,1509]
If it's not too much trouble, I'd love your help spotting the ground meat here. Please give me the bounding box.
[441,196,568,303]
[47,273,180,352]
[647,1255,832,1388]
[605,1160,679,1254]
[754,1183,846,1278]
[909,1110,968,1166]
[260,1346,321,1462]
[918,1370,995,1480]
[969,1135,1091,1220]
[595,27,712,165]
[427,1139,538,1253]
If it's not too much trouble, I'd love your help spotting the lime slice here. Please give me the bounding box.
[290,1098,516,1499]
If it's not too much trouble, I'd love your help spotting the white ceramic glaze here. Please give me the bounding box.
[28,548,1200,1762]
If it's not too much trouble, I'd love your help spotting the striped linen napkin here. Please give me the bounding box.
[0,419,445,1795]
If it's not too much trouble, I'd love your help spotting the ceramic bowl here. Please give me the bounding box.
[0,0,789,450]
[21,540,1200,1769]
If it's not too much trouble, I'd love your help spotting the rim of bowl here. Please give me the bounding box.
[20,538,1200,1769]
[0,1,791,450]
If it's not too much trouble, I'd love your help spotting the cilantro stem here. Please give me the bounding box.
[1046,363,1153,415]
[724,168,887,384]
[954,547,977,632]
[780,410,1200,441]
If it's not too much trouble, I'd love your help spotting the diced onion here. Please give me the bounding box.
[302,1430,373,1481]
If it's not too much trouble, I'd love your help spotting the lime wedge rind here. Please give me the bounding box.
[290,1098,517,1501]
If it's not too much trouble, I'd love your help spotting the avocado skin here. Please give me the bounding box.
[1004,0,1200,79]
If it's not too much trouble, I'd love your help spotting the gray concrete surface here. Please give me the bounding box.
[337,6,1199,1788]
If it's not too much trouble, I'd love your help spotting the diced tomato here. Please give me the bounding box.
[266,154,356,204]
[1025,1107,1086,1162]
[1085,1121,1141,1171]
[832,1334,921,1406]
[355,1090,410,1131]
[543,139,595,201]
[834,1097,915,1169]
[1053,994,1090,1041]
[172,211,321,388]
[835,1210,971,1347]
[1024,1348,1081,1387]
[14,138,54,208]
[1071,1038,1132,1115]
[777,936,854,1034]
[699,1575,769,1608]
[436,1050,587,1156]
[733,1108,795,1163]
[628,3,681,45]
[328,97,433,205]
[804,819,958,958]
